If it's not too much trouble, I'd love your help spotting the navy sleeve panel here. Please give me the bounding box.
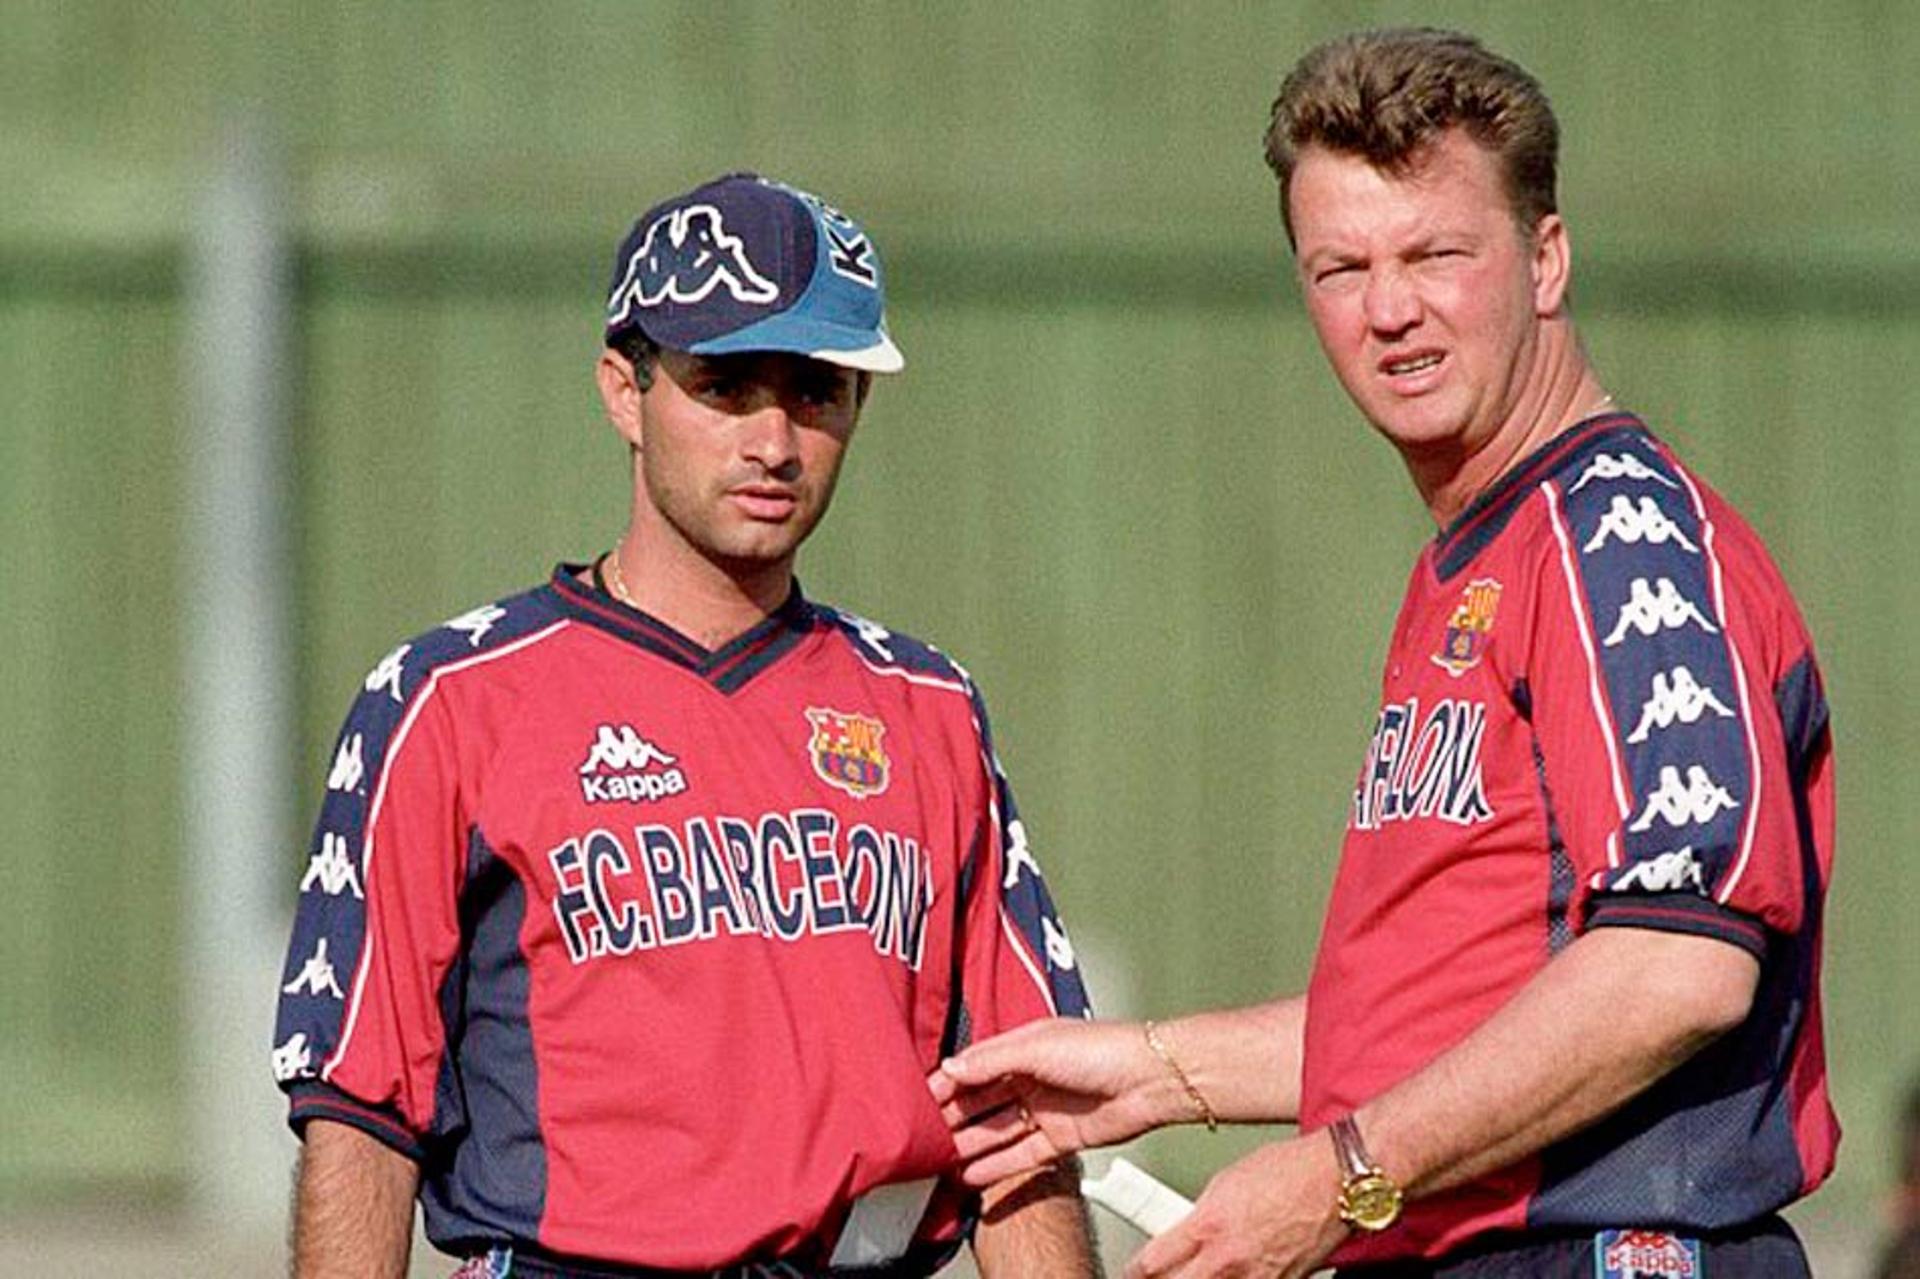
[1584,891,1769,960]
[967,681,1093,1021]
[272,587,563,1106]
[814,603,971,684]
[288,1080,428,1162]
[1551,436,1755,905]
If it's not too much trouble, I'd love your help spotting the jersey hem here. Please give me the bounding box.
[1584,892,1768,959]
[287,1081,427,1161]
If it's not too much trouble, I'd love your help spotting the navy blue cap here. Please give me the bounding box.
[604,173,904,374]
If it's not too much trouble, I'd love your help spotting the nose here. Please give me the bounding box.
[738,401,800,478]
[1362,263,1420,338]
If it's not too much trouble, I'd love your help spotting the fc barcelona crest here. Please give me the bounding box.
[1432,577,1502,677]
[805,707,891,799]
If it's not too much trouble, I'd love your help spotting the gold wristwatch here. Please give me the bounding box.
[1329,1115,1403,1232]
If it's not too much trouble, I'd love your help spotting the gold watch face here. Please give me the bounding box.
[1339,1173,1404,1231]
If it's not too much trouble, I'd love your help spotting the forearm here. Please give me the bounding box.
[1154,995,1306,1124]
[972,1160,1101,1279]
[1356,928,1758,1198]
[292,1119,420,1279]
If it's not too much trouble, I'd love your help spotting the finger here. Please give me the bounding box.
[1124,1219,1201,1278]
[953,1127,1062,1188]
[949,1099,1032,1161]
[936,1078,1020,1130]
[939,1019,1057,1084]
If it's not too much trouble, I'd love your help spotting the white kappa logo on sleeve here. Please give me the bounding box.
[282,938,346,1000]
[327,734,365,792]
[272,1032,316,1082]
[1629,764,1739,832]
[1625,666,1736,743]
[444,604,508,646]
[300,832,364,899]
[1569,452,1681,494]
[364,644,410,703]
[1583,496,1700,554]
[1609,846,1707,894]
[1602,577,1719,647]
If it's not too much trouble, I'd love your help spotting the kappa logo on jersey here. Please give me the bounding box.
[1432,577,1502,676]
[271,1031,315,1082]
[1002,817,1042,890]
[1596,1229,1700,1277]
[1602,577,1719,647]
[300,832,364,898]
[1626,666,1736,743]
[282,938,345,1000]
[1629,764,1740,832]
[806,707,891,799]
[365,643,410,703]
[606,205,780,325]
[444,603,507,647]
[1569,451,1680,494]
[1607,846,1707,895]
[1352,697,1494,830]
[1583,495,1700,554]
[577,724,689,805]
[842,612,898,662]
[1042,915,1078,970]
[326,733,366,792]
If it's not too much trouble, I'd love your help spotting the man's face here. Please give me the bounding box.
[634,348,862,574]
[1288,129,1561,461]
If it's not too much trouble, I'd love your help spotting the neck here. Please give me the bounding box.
[608,529,794,650]
[1410,326,1610,528]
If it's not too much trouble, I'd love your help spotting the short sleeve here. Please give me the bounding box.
[1527,444,1808,959]
[271,642,469,1158]
[950,683,1091,1051]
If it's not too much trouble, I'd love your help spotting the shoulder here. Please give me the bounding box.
[810,603,979,697]
[345,581,571,720]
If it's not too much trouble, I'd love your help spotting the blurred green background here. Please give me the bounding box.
[2,1,1914,1273]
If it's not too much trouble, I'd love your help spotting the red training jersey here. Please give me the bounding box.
[272,567,1089,1273]
[1303,416,1838,1264]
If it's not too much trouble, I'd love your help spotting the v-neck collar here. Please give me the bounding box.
[1431,412,1647,581]
[544,562,817,694]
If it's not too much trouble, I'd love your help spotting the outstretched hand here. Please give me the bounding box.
[929,1017,1180,1187]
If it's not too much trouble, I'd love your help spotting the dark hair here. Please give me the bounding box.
[1264,27,1559,246]
[608,327,660,390]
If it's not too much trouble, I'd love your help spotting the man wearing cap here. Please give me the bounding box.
[273,173,1098,1279]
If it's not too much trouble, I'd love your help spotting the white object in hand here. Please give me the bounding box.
[1081,1157,1194,1236]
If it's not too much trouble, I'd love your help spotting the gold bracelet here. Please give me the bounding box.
[1143,1019,1218,1132]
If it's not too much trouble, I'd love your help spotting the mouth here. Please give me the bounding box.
[728,485,800,520]
[1381,351,1445,379]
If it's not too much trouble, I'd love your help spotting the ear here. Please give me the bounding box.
[1529,213,1572,317]
[596,349,646,449]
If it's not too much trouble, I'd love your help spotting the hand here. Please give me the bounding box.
[929,1017,1179,1187]
[1125,1134,1348,1279]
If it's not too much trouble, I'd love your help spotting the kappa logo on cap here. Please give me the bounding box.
[606,204,780,327]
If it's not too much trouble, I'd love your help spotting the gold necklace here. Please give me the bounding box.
[604,550,637,609]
